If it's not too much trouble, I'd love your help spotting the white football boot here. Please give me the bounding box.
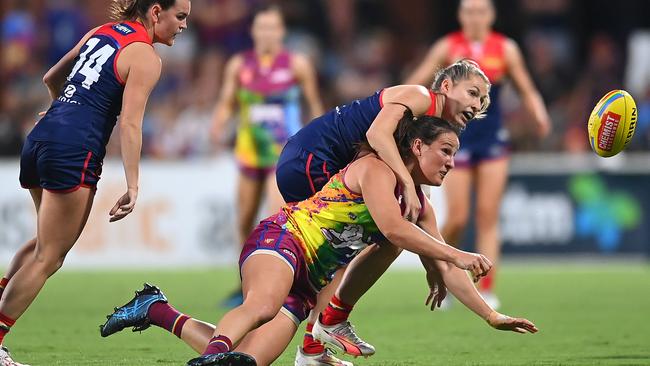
[480,291,501,310]
[312,319,375,357]
[0,346,29,366]
[294,346,353,366]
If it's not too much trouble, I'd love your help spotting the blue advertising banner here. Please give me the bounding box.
[498,173,649,255]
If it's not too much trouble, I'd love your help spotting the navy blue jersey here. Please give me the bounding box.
[289,89,438,170]
[288,91,384,169]
[28,21,152,159]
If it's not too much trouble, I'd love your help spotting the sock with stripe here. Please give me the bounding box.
[320,295,354,326]
[147,302,190,338]
[302,322,325,354]
[0,278,8,299]
[0,312,16,344]
[202,335,232,355]
[479,271,494,292]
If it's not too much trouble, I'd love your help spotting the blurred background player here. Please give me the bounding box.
[0,0,190,364]
[406,0,551,308]
[210,5,323,307]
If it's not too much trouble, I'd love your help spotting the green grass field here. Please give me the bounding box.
[5,263,650,365]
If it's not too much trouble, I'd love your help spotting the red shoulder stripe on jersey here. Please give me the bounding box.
[97,21,153,85]
[424,90,437,116]
[113,47,126,85]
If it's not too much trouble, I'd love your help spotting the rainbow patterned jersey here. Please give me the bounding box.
[235,49,301,169]
[274,165,425,290]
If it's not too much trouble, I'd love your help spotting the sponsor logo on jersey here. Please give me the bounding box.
[64,85,76,98]
[270,69,293,84]
[597,111,620,151]
[112,23,135,35]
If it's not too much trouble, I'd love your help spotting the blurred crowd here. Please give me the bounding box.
[2,0,650,159]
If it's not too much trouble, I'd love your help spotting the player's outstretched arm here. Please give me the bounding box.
[110,42,161,222]
[433,259,538,334]
[355,157,490,280]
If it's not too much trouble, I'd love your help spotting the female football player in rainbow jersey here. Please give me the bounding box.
[406,0,551,309]
[0,1,189,364]
[285,59,493,364]
[100,113,537,366]
[210,5,323,307]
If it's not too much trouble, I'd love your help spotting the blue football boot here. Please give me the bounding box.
[99,283,167,337]
[186,352,257,366]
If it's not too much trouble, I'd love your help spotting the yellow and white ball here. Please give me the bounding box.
[587,90,638,157]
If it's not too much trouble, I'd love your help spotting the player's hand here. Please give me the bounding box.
[452,250,492,282]
[402,182,421,223]
[424,267,447,311]
[486,311,539,334]
[109,188,138,222]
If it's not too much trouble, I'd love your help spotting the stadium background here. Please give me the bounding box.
[0,1,649,365]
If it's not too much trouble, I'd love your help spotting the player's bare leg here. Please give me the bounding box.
[238,173,266,245]
[186,254,293,365]
[313,242,402,357]
[236,311,298,366]
[221,172,265,307]
[474,157,509,309]
[264,171,285,215]
[440,167,472,245]
[0,190,42,299]
[0,188,94,320]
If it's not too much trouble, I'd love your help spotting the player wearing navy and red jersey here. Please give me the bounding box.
[276,60,492,363]
[0,1,190,364]
[405,0,551,310]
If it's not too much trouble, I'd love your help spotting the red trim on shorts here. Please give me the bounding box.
[47,151,94,194]
[425,90,437,116]
[305,153,316,194]
[322,161,331,181]
[80,151,92,184]
[378,89,385,108]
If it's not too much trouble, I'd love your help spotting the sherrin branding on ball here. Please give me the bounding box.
[587,90,638,157]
